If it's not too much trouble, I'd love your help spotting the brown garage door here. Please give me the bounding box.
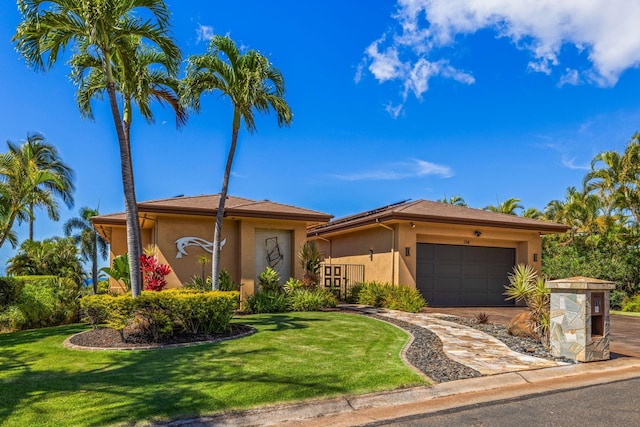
[416,243,515,307]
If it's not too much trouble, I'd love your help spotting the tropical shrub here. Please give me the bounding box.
[0,276,23,307]
[355,281,426,313]
[140,254,172,291]
[218,269,237,291]
[283,277,304,294]
[6,238,83,285]
[287,288,337,312]
[80,290,239,342]
[357,281,389,307]
[298,241,321,286]
[345,282,365,304]
[100,254,131,292]
[383,285,427,313]
[258,267,281,293]
[621,295,640,313]
[244,290,287,314]
[184,269,237,291]
[504,264,550,344]
[610,289,628,311]
[0,276,80,331]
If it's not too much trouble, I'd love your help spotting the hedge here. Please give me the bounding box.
[81,289,239,342]
[0,276,80,332]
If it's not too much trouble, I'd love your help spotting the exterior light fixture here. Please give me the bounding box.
[410,222,416,228]
[405,247,411,256]
[369,249,373,260]
[533,253,539,262]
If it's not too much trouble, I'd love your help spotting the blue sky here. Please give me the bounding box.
[2,0,640,268]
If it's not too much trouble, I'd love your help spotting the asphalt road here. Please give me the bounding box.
[366,377,640,427]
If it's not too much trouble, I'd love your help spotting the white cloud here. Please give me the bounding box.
[366,37,405,82]
[414,159,453,178]
[561,156,590,171]
[363,0,640,102]
[385,102,404,118]
[334,159,453,181]
[558,68,582,87]
[196,24,214,43]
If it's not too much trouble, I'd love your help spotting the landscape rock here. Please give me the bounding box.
[507,311,538,339]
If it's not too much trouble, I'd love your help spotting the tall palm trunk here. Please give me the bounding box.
[212,110,241,290]
[105,64,142,297]
[29,203,34,241]
[92,233,99,295]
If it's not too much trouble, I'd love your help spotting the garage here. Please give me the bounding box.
[416,243,515,307]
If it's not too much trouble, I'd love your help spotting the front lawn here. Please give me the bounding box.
[611,310,640,317]
[0,311,426,426]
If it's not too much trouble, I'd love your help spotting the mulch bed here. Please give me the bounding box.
[68,324,254,349]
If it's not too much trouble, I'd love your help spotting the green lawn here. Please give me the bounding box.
[0,312,426,426]
[611,310,640,317]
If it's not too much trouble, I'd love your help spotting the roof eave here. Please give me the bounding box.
[307,212,568,237]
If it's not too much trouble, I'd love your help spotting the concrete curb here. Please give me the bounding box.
[162,358,640,426]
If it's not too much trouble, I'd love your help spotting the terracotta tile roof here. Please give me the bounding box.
[307,199,569,236]
[91,194,333,225]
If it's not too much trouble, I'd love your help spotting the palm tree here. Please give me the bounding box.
[182,35,293,289]
[14,0,181,297]
[64,207,108,294]
[437,195,467,206]
[584,135,640,223]
[484,198,524,215]
[7,237,83,285]
[14,134,74,240]
[70,35,187,145]
[523,207,544,219]
[0,134,75,248]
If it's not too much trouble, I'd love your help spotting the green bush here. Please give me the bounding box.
[0,276,80,331]
[283,278,304,294]
[184,270,237,292]
[218,269,237,291]
[384,285,427,313]
[80,290,239,342]
[357,281,390,307]
[164,289,238,334]
[621,294,640,312]
[346,282,365,304]
[0,277,24,306]
[244,290,287,314]
[287,288,337,312]
[355,281,427,313]
[610,289,628,310]
[258,267,281,293]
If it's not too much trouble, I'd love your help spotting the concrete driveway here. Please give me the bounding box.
[424,307,640,358]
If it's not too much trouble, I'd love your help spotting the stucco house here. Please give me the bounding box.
[307,200,568,307]
[92,194,332,295]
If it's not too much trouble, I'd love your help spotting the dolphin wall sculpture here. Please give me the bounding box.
[175,237,226,259]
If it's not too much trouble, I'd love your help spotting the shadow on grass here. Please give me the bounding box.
[238,313,332,332]
[0,322,354,426]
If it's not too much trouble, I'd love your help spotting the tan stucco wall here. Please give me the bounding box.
[104,214,310,299]
[313,220,542,288]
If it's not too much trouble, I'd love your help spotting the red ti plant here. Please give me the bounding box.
[140,255,172,291]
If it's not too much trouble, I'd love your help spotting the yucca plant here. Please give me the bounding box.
[504,264,551,346]
[504,264,538,303]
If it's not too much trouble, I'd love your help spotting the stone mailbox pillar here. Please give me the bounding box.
[547,276,615,362]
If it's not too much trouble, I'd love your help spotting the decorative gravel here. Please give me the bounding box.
[365,312,574,383]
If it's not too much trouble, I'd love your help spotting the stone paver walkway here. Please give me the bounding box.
[348,305,560,375]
